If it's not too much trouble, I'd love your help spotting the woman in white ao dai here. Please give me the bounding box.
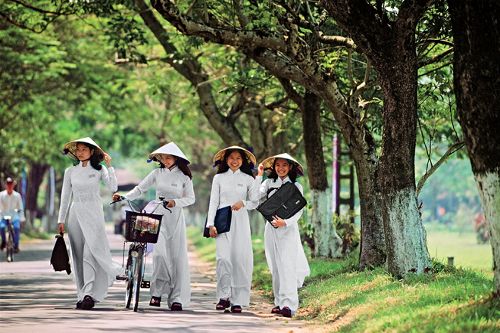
[254,153,310,318]
[57,138,121,310]
[114,142,195,311]
[206,146,260,313]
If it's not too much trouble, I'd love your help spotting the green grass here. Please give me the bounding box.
[300,259,498,332]
[21,230,52,241]
[426,230,493,273]
[187,226,499,332]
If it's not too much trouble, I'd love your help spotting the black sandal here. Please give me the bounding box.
[170,302,182,311]
[271,306,280,314]
[231,305,242,313]
[281,306,292,318]
[216,298,230,310]
[81,295,95,310]
[149,296,161,307]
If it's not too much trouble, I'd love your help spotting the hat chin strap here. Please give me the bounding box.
[64,149,79,160]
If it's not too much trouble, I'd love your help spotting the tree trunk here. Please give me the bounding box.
[377,53,430,277]
[354,158,385,269]
[25,162,49,229]
[302,84,387,265]
[320,0,433,278]
[302,92,342,257]
[448,0,500,295]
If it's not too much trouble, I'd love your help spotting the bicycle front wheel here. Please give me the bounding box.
[6,225,14,262]
[125,255,134,309]
[132,246,144,312]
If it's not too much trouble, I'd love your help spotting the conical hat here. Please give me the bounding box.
[212,145,256,166]
[63,137,104,160]
[148,142,190,164]
[260,153,304,176]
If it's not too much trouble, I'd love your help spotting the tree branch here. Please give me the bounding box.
[418,38,454,47]
[418,48,453,68]
[317,33,357,49]
[350,57,374,114]
[0,11,55,33]
[278,78,303,107]
[7,0,64,15]
[264,96,289,111]
[418,61,452,77]
[151,0,288,53]
[226,88,248,122]
[135,0,245,145]
[416,141,465,195]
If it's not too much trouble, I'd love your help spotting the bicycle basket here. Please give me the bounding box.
[124,211,163,243]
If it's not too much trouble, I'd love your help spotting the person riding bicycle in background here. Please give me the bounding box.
[0,177,25,253]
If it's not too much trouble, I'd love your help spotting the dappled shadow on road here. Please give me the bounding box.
[1,248,53,263]
[0,273,280,332]
[0,238,310,333]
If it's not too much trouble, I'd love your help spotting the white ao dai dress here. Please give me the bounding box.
[206,169,260,306]
[57,162,121,302]
[254,175,310,312]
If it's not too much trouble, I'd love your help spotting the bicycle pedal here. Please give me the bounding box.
[116,274,128,281]
[141,280,150,288]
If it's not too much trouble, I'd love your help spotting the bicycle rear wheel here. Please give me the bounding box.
[132,246,144,312]
[6,225,14,262]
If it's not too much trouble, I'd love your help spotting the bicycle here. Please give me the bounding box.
[1,209,20,263]
[111,196,170,312]
[3,215,15,262]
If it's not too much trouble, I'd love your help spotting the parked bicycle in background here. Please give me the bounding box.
[0,177,25,255]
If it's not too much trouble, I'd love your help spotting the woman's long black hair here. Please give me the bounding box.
[85,143,104,171]
[267,158,299,182]
[158,157,192,179]
[216,149,255,178]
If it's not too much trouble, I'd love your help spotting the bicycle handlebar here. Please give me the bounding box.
[110,196,126,205]
[110,196,172,213]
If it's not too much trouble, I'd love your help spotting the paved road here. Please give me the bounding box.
[0,229,312,333]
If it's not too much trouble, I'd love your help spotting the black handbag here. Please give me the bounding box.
[50,234,71,275]
[256,182,307,222]
[203,206,232,238]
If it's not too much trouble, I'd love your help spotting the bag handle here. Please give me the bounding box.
[266,180,295,198]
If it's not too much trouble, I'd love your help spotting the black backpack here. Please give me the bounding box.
[256,181,307,222]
